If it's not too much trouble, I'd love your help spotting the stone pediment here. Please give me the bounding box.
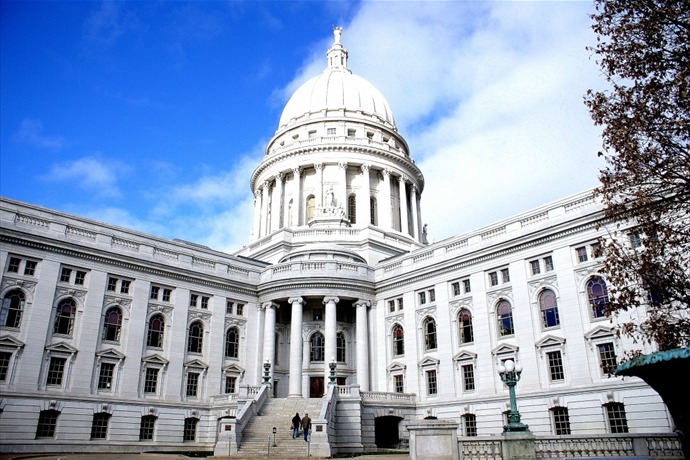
[184,358,209,370]
[584,325,614,341]
[96,348,126,360]
[491,343,519,356]
[453,350,477,362]
[223,363,245,374]
[418,356,440,368]
[142,354,169,365]
[0,335,25,349]
[535,335,566,348]
[387,361,406,372]
[45,341,78,354]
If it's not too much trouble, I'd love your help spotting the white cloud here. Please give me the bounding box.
[279,1,606,242]
[13,119,65,150]
[43,155,128,198]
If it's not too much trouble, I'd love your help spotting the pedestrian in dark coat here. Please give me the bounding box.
[301,413,312,441]
[291,412,301,438]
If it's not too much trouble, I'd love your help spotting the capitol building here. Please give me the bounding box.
[0,29,673,456]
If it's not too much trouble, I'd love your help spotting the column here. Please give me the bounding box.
[288,297,304,398]
[261,181,271,238]
[272,173,283,231]
[315,163,324,209]
[252,189,262,241]
[255,304,266,384]
[323,296,339,383]
[399,175,409,236]
[292,167,301,227]
[410,185,419,240]
[381,169,392,229]
[355,300,370,391]
[339,161,348,212]
[262,302,278,386]
[359,164,371,228]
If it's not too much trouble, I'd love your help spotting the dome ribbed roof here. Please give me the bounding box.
[277,28,396,131]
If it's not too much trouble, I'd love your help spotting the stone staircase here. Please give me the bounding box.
[238,397,324,457]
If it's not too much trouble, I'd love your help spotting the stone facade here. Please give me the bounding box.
[0,29,674,456]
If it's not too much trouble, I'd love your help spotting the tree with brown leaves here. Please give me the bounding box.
[585,0,690,352]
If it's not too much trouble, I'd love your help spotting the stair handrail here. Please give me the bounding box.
[235,384,270,445]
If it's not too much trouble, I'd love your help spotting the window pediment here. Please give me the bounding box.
[223,363,245,374]
[387,361,406,372]
[96,348,126,360]
[45,341,78,354]
[184,358,208,370]
[418,356,440,368]
[584,325,614,341]
[535,335,566,349]
[0,335,25,349]
[492,343,519,356]
[453,350,477,362]
[142,354,169,365]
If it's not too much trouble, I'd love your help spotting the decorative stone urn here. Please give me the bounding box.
[615,347,690,459]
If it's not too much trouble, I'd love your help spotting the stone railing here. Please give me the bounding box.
[456,433,683,460]
[360,391,416,405]
[213,384,270,456]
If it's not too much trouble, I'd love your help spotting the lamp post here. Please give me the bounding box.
[272,426,277,447]
[262,359,272,386]
[497,359,529,433]
[328,357,337,385]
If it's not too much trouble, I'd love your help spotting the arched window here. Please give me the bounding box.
[53,298,76,336]
[497,300,514,337]
[336,332,346,362]
[392,324,404,356]
[348,194,357,224]
[306,195,315,221]
[458,309,474,344]
[539,289,560,328]
[587,276,609,319]
[225,327,239,359]
[310,332,324,362]
[0,289,25,328]
[146,314,165,348]
[370,197,378,225]
[423,317,437,351]
[101,306,122,342]
[187,321,204,353]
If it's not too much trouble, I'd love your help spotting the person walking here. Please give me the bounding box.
[291,412,301,439]
[301,412,311,442]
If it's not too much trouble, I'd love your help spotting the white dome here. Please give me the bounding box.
[277,29,396,131]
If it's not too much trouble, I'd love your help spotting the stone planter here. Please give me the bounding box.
[615,347,690,459]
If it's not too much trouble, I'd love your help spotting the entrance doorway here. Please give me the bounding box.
[310,377,324,397]
[375,415,404,448]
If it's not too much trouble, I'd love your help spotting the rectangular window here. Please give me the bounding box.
[75,270,86,285]
[236,303,244,315]
[107,277,118,292]
[0,351,11,382]
[429,289,435,302]
[591,242,602,258]
[150,286,160,300]
[186,372,199,397]
[225,376,237,394]
[417,288,435,305]
[544,255,554,272]
[24,260,37,275]
[462,364,475,391]
[90,413,110,439]
[530,260,541,275]
[463,279,471,293]
[144,368,159,394]
[200,296,209,309]
[308,130,316,138]
[418,292,426,304]
[35,410,59,438]
[7,257,21,273]
[139,415,156,441]
[46,357,66,386]
[451,282,461,296]
[190,294,198,308]
[313,309,323,321]
[98,362,115,390]
[60,268,72,283]
[546,351,565,382]
[489,272,498,286]
[629,231,642,249]
[327,127,336,136]
[597,342,617,375]
[501,268,510,283]
[576,246,588,263]
[347,128,356,138]
[226,300,233,314]
[120,279,131,294]
[398,298,404,310]
[606,402,629,433]
[162,288,172,302]
[552,407,571,435]
[388,300,395,312]
[183,418,198,441]
[426,369,437,396]
[394,374,404,393]
[463,414,477,437]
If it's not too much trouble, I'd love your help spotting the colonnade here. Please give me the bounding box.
[260,297,371,397]
[251,162,422,242]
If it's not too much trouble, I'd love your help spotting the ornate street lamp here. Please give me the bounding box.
[262,359,272,386]
[328,357,337,385]
[497,359,529,433]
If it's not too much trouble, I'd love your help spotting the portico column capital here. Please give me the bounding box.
[354,299,371,309]
[323,296,340,305]
[262,301,279,310]
[288,297,304,305]
[360,163,370,174]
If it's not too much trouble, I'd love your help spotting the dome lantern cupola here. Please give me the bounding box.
[327,26,349,71]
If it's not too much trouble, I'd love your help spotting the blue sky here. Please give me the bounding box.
[1,1,605,253]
